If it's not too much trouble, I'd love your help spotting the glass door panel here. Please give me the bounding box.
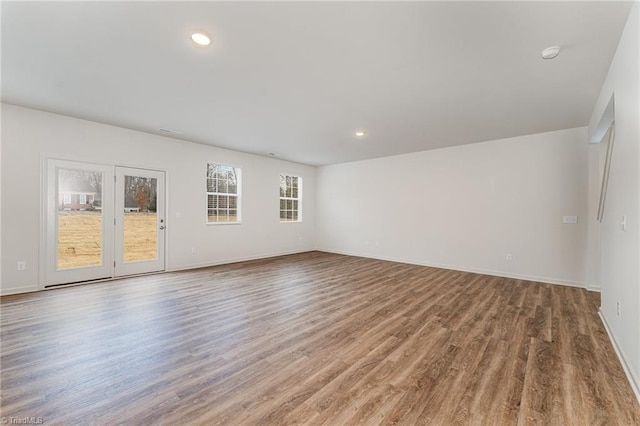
[56,168,104,269]
[123,175,158,262]
[45,159,114,286]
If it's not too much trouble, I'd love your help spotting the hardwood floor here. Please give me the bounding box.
[1,251,638,425]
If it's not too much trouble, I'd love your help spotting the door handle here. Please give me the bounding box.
[159,225,165,230]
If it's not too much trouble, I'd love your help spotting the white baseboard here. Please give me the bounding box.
[598,310,640,403]
[167,249,316,273]
[317,248,587,288]
[0,285,40,297]
[0,249,316,296]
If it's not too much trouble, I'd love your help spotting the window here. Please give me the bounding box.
[79,194,87,205]
[280,174,302,222]
[207,163,241,223]
[63,193,71,204]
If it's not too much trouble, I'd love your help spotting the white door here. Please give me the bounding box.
[45,159,114,286]
[114,167,166,277]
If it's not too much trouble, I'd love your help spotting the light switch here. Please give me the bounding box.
[563,216,578,224]
[620,215,627,231]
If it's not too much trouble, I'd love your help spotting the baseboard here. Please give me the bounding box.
[598,310,640,403]
[0,285,41,297]
[168,249,316,273]
[317,248,587,288]
[0,249,316,297]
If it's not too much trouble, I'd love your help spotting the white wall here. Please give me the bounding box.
[316,127,588,287]
[0,105,3,293]
[586,142,602,291]
[1,104,316,295]
[588,1,640,399]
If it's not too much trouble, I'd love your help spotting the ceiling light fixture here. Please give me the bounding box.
[355,131,366,137]
[541,46,560,60]
[190,31,212,47]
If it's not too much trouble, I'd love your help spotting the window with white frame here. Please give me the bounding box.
[207,163,241,223]
[79,194,87,205]
[280,174,302,222]
[63,193,71,204]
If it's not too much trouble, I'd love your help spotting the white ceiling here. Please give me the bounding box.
[1,1,633,166]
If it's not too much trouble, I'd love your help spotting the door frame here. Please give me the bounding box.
[40,155,168,289]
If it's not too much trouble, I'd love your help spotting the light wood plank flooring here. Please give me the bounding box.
[1,252,639,425]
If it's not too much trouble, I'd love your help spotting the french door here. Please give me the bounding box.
[44,159,165,287]
[45,159,115,286]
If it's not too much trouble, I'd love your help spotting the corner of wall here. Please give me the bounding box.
[599,310,640,402]
[587,0,640,404]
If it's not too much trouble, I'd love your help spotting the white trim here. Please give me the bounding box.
[599,310,640,403]
[39,154,170,288]
[40,154,48,290]
[586,284,601,292]
[317,248,587,288]
[279,174,302,223]
[206,162,242,224]
[589,94,615,143]
[1,249,315,296]
[597,124,615,222]
[39,151,168,173]
[1,284,41,296]
[168,249,315,272]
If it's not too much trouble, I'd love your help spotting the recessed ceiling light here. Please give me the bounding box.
[541,46,560,60]
[191,31,212,47]
[355,131,366,137]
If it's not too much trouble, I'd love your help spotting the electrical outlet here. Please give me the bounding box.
[617,301,621,316]
[506,254,513,261]
[17,261,26,271]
